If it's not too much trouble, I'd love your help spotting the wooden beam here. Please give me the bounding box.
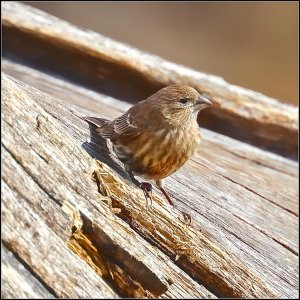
[2,72,298,298]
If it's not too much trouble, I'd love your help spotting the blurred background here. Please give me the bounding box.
[23,2,298,105]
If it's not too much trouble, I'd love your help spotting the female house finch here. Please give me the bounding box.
[84,85,211,221]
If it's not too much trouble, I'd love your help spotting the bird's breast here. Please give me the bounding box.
[114,124,201,180]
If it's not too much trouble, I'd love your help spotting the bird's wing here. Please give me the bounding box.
[111,100,151,140]
[113,110,145,139]
[85,101,149,140]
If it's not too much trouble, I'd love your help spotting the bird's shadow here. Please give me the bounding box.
[82,123,191,223]
[82,124,131,183]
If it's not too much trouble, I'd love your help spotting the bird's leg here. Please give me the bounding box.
[127,170,152,209]
[156,180,191,225]
[156,179,174,207]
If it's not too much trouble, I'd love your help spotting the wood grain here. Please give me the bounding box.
[2,2,298,298]
[1,244,55,299]
[2,72,298,298]
[2,73,214,298]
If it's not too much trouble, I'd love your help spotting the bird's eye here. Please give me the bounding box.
[179,98,189,104]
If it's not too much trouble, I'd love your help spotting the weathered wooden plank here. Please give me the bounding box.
[1,244,55,299]
[72,93,299,297]
[2,1,298,159]
[2,59,297,179]
[1,181,119,299]
[2,73,298,298]
[196,134,298,215]
[2,73,214,298]
[3,59,298,218]
[1,142,119,298]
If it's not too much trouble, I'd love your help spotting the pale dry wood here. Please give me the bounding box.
[3,60,298,240]
[1,181,118,299]
[2,73,214,298]
[4,59,297,225]
[1,147,119,298]
[1,244,55,299]
[2,1,298,159]
[2,73,298,298]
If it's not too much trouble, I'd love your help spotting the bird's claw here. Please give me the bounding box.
[140,182,152,192]
[182,212,191,226]
[140,182,153,210]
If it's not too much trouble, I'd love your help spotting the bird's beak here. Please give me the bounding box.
[195,94,212,111]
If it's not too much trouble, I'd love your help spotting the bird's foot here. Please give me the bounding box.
[182,212,191,226]
[140,182,153,209]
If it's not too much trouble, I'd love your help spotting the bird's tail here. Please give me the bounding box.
[82,117,114,139]
[82,116,109,128]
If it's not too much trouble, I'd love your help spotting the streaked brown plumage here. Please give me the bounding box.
[84,85,211,222]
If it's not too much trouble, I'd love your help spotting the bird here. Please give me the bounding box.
[84,85,212,223]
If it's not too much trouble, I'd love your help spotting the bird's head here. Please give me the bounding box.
[148,85,212,124]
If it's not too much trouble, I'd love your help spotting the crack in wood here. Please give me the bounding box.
[63,204,169,298]
[88,161,264,298]
[3,70,295,298]
[2,142,167,298]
